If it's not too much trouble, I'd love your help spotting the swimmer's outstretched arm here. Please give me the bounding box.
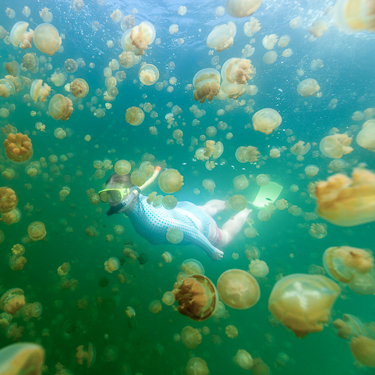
[183,228,224,260]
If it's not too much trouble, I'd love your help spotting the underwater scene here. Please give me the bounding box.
[0,0,375,374]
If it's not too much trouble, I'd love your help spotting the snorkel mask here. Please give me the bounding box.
[98,166,161,217]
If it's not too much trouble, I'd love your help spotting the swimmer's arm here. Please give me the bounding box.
[183,229,223,260]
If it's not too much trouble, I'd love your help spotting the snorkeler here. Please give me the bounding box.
[98,167,282,260]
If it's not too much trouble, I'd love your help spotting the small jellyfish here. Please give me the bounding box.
[256,174,270,186]
[268,274,340,338]
[104,257,120,273]
[233,174,249,190]
[139,64,159,85]
[235,349,253,370]
[207,22,236,51]
[249,259,269,278]
[76,343,96,368]
[350,336,375,367]
[262,34,278,49]
[162,252,172,263]
[182,259,205,275]
[125,106,144,126]
[148,300,162,314]
[356,119,375,152]
[181,326,202,349]
[0,343,45,374]
[186,357,209,375]
[27,221,46,241]
[252,108,282,135]
[30,80,51,102]
[333,314,365,340]
[319,134,353,159]
[297,79,320,97]
[166,227,183,244]
[33,23,62,55]
[70,79,89,98]
[217,269,260,309]
[49,94,73,121]
[263,51,277,64]
[158,169,184,193]
[114,160,131,175]
[225,324,238,338]
[228,195,247,211]
[0,187,17,213]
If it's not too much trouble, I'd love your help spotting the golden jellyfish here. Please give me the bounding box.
[162,195,178,210]
[202,179,216,192]
[9,255,27,271]
[235,145,259,163]
[228,194,247,211]
[114,160,131,175]
[308,19,328,37]
[162,251,172,263]
[125,106,144,126]
[252,108,282,135]
[334,0,375,33]
[130,22,156,55]
[207,22,237,52]
[217,269,260,309]
[4,133,33,162]
[0,78,16,98]
[225,324,238,338]
[158,169,184,193]
[249,259,269,278]
[256,174,270,186]
[119,51,136,68]
[49,94,73,121]
[139,64,159,85]
[221,57,256,85]
[70,78,89,98]
[1,208,22,225]
[263,51,277,64]
[226,0,262,18]
[193,68,221,103]
[186,357,209,375]
[131,170,147,186]
[356,119,375,151]
[315,168,375,226]
[173,275,217,321]
[0,343,45,375]
[162,291,175,306]
[182,259,205,275]
[297,78,320,97]
[0,187,17,213]
[10,21,34,49]
[235,349,253,370]
[5,61,20,77]
[33,23,62,55]
[57,262,71,276]
[0,289,25,315]
[290,140,311,156]
[319,133,353,158]
[149,300,162,314]
[30,80,51,102]
[76,343,96,368]
[125,306,136,318]
[181,326,202,349]
[350,336,375,367]
[233,174,249,190]
[27,221,46,241]
[262,34,278,49]
[104,257,120,273]
[323,246,373,284]
[333,314,365,340]
[166,227,184,244]
[268,274,341,338]
[21,302,43,319]
[305,165,319,177]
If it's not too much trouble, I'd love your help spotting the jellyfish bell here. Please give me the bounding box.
[139,64,159,86]
[217,269,260,309]
[130,22,156,54]
[48,94,73,121]
[356,119,375,152]
[297,78,320,97]
[181,326,202,349]
[333,314,365,339]
[4,133,33,162]
[315,168,375,227]
[319,134,353,159]
[10,21,33,49]
[186,357,209,375]
[33,23,62,55]
[0,343,45,375]
[30,79,51,102]
[173,275,218,321]
[125,106,144,126]
[70,78,89,98]
[0,187,18,213]
[252,108,282,135]
[268,274,341,338]
[158,169,184,193]
[207,22,237,52]
[226,0,262,18]
[193,68,221,103]
[76,342,96,368]
[234,349,253,370]
[0,78,16,98]
[27,221,46,241]
[0,288,25,315]
[181,259,205,275]
[350,336,375,367]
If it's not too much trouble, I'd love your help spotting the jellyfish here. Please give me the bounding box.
[22,53,38,72]
[193,68,221,103]
[202,179,216,192]
[315,168,375,226]
[125,106,144,126]
[166,228,183,244]
[262,34,278,49]
[319,133,353,158]
[0,187,17,213]
[356,119,375,152]
[10,255,27,271]
[233,174,249,190]
[278,34,290,47]
[5,61,20,77]
[350,336,375,367]
[10,21,33,49]
[0,78,16,98]
[263,51,277,64]
[182,259,205,275]
[207,22,237,52]
[39,7,53,22]
[76,343,96,368]
[104,257,120,273]
[256,174,270,186]
[162,195,178,210]
[33,23,62,55]
[333,314,365,340]
[290,141,311,156]
[57,262,71,276]
[297,78,320,97]
[158,169,184,193]
[48,94,73,121]
[334,0,375,33]
[268,274,341,338]
[162,291,175,306]
[249,260,269,278]
[181,326,202,349]
[221,58,256,85]
[139,64,159,85]
[149,300,162,314]
[226,0,262,18]
[130,22,156,55]
[4,133,33,162]
[228,195,247,211]
[235,349,253,370]
[21,302,43,319]
[0,289,25,315]
[28,221,46,241]
[235,146,260,163]
[0,343,45,374]
[225,324,238,338]
[186,357,209,375]
[114,160,131,175]
[30,79,51,102]
[305,165,319,177]
[308,19,328,37]
[217,269,260,309]
[70,78,89,98]
[252,108,282,135]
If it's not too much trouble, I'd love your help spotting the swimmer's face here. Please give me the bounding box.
[104,183,129,206]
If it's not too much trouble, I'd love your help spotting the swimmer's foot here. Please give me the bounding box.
[210,248,224,260]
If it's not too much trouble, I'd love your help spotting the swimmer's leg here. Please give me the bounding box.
[198,200,227,217]
[220,208,251,247]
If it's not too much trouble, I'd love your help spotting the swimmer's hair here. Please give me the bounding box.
[105,173,134,188]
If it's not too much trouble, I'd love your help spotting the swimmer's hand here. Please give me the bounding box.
[210,248,224,260]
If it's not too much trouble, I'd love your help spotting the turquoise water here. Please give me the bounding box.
[0,0,375,374]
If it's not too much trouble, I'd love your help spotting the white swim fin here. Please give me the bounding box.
[252,182,283,208]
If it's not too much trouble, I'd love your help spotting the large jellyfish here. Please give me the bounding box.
[70,78,89,98]
[158,169,184,193]
[207,22,236,51]
[139,64,159,85]
[268,274,340,338]
[252,108,282,135]
[193,68,221,103]
[319,133,353,158]
[130,22,156,55]
[0,289,25,315]
[226,0,262,18]
[10,21,33,49]
[30,79,51,102]
[48,94,73,121]
[33,23,62,55]
[4,133,33,162]
[315,168,375,226]
[356,119,375,152]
